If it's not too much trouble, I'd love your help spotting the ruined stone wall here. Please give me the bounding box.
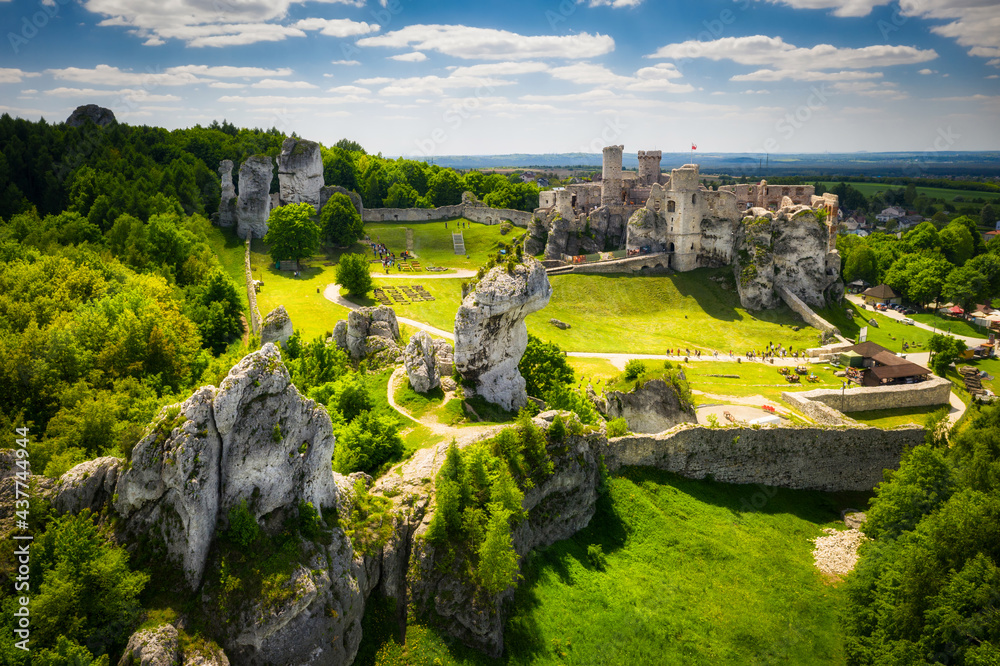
[605,423,922,492]
[788,375,953,413]
[362,203,532,227]
[782,392,856,426]
[776,285,839,335]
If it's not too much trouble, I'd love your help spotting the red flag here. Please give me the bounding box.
[691,143,697,150]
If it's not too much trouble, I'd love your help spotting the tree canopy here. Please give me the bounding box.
[263,202,321,265]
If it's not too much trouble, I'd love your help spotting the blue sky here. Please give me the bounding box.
[0,0,998,156]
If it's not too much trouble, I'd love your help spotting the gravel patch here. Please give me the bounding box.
[812,528,867,577]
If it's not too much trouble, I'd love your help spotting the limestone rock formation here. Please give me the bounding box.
[408,412,602,657]
[732,207,842,310]
[66,104,116,128]
[278,138,324,211]
[260,305,293,348]
[119,624,179,666]
[115,344,337,590]
[523,216,548,256]
[52,456,122,515]
[115,386,224,589]
[212,344,338,521]
[403,331,443,393]
[596,378,696,434]
[454,259,552,411]
[218,160,237,228]
[320,185,364,218]
[625,206,669,255]
[236,155,273,239]
[434,339,455,378]
[334,306,401,360]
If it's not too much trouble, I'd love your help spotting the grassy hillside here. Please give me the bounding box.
[819,181,1000,203]
[358,469,858,665]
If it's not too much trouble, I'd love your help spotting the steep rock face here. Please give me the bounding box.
[278,138,324,211]
[523,216,548,257]
[261,305,294,348]
[335,306,401,360]
[407,413,602,657]
[218,160,237,228]
[543,213,571,261]
[625,207,668,254]
[733,207,841,310]
[320,185,363,218]
[403,331,442,393]
[237,155,273,239]
[66,104,116,127]
[115,386,223,589]
[53,456,122,515]
[542,212,600,260]
[698,216,736,267]
[597,378,697,434]
[212,344,338,521]
[454,259,551,411]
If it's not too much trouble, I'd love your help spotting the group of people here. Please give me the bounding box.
[372,240,399,272]
[662,341,805,361]
[444,221,469,229]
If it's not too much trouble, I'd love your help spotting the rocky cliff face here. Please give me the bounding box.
[278,138,324,211]
[733,207,842,310]
[66,104,116,127]
[218,160,237,228]
[237,155,273,240]
[114,345,339,591]
[454,259,552,411]
[403,331,450,393]
[523,215,548,257]
[407,412,603,657]
[596,378,696,434]
[624,207,668,254]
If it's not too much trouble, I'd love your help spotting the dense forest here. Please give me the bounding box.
[0,113,996,665]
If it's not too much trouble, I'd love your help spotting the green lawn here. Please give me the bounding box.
[682,360,844,404]
[344,278,464,334]
[205,225,252,311]
[848,404,946,429]
[366,220,520,272]
[910,312,989,339]
[567,357,621,387]
[525,270,821,355]
[818,182,1000,203]
[358,468,856,665]
[819,301,935,353]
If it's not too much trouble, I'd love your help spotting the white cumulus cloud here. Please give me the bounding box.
[357,24,614,60]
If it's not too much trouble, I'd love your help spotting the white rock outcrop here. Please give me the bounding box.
[52,456,122,516]
[236,155,273,239]
[260,305,293,348]
[403,331,444,393]
[115,344,337,590]
[118,624,179,666]
[334,306,401,360]
[454,259,551,411]
[278,138,323,211]
[218,159,237,228]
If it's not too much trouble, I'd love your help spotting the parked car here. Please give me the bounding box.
[902,308,916,315]
[901,317,915,325]
[876,303,887,311]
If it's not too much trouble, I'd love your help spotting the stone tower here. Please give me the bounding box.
[601,144,624,207]
[638,150,662,186]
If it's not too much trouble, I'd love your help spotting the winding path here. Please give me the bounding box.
[322,279,969,428]
[845,294,987,347]
[386,367,505,446]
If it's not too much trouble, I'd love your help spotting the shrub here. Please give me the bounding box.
[587,543,607,570]
[332,410,404,476]
[624,359,646,380]
[549,413,567,442]
[606,417,628,438]
[336,253,374,297]
[227,500,260,547]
